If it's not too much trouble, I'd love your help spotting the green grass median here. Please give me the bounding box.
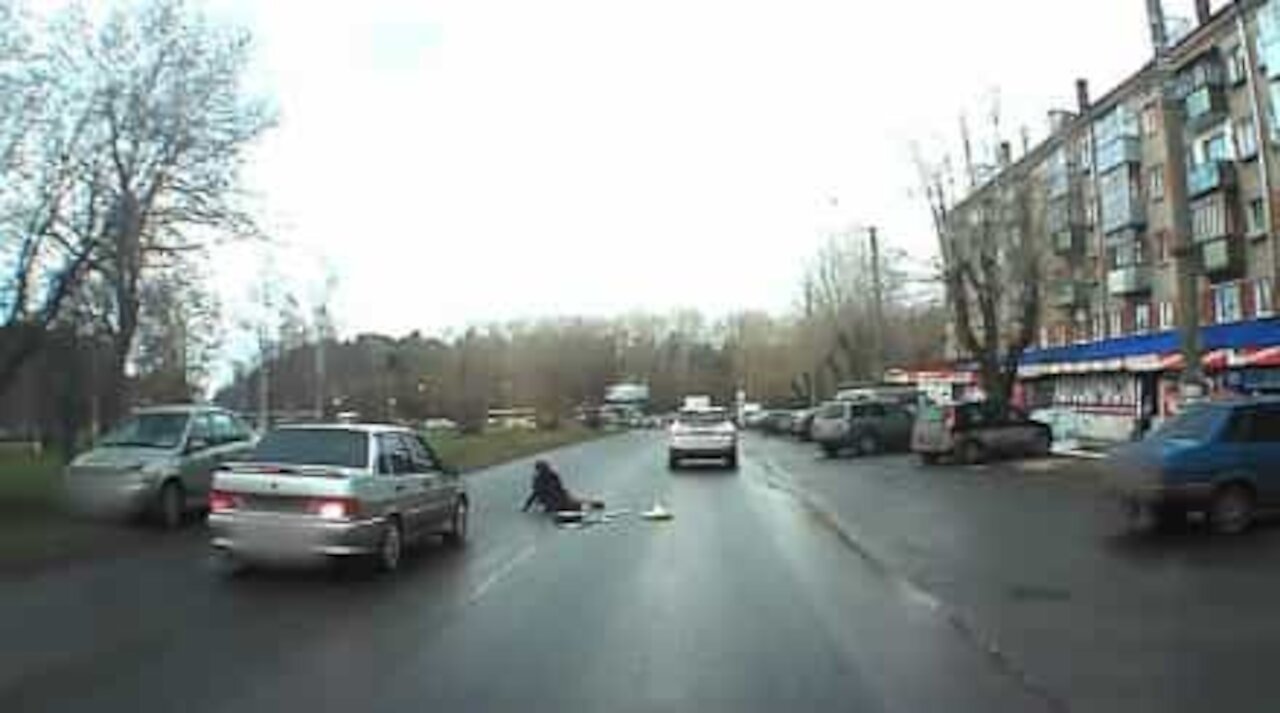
[0,425,612,573]
[426,425,612,473]
[0,445,132,573]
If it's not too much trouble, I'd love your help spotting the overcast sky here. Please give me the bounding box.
[204,0,1214,342]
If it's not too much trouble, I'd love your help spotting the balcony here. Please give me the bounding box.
[1184,85,1227,131]
[1101,199,1145,234]
[1187,161,1237,198]
[1107,265,1153,296]
[1052,225,1085,254]
[1048,282,1086,308]
[1095,136,1142,175]
[1200,237,1245,278]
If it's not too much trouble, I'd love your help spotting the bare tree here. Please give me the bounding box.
[915,117,1044,416]
[0,0,274,420]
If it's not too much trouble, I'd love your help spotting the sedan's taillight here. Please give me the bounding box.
[208,489,241,513]
[308,497,360,521]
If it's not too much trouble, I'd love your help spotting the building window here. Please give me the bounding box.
[1092,313,1104,341]
[1109,234,1148,269]
[1039,326,1049,349]
[1158,301,1175,330]
[1142,105,1159,137]
[1135,303,1152,333]
[1191,197,1227,242]
[1247,197,1267,236]
[1228,45,1248,86]
[1156,229,1171,263]
[1214,282,1244,323]
[1201,130,1233,162]
[1109,309,1124,337]
[1257,277,1275,317]
[1236,115,1259,159]
[1078,138,1092,174]
[1148,165,1164,202]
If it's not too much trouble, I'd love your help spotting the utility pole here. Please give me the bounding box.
[314,305,327,420]
[804,276,818,405]
[257,333,270,432]
[1148,0,1204,400]
[869,225,885,381]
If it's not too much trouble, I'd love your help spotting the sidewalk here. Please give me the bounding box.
[1051,437,1115,460]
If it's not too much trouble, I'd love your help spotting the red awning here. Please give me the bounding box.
[1241,346,1280,367]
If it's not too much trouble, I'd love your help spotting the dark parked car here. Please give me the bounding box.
[911,402,1051,465]
[762,410,795,436]
[1106,398,1280,534]
[790,409,816,441]
[811,400,915,457]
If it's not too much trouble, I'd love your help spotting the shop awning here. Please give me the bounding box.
[1019,319,1280,375]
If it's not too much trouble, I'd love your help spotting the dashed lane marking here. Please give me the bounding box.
[466,542,537,605]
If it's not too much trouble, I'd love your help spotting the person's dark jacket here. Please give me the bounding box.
[522,464,577,512]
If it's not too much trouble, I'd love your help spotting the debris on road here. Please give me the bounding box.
[641,502,673,521]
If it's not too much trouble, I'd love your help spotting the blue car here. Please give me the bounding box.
[1107,398,1280,534]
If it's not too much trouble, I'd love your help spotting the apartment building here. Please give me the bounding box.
[946,0,1280,442]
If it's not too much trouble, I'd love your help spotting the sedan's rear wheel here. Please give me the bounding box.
[959,440,986,465]
[444,498,468,547]
[1031,431,1052,457]
[156,481,184,530]
[377,519,403,572]
[856,433,880,457]
[1210,484,1255,536]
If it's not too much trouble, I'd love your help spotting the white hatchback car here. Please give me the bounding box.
[668,407,738,470]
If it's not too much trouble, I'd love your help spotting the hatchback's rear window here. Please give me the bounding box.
[250,429,369,469]
[818,403,845,419]
[1152,405,1222,442]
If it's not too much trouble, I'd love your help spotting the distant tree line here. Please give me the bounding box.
[214,235,947,434]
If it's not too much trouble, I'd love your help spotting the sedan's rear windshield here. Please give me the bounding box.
[678,409,728,426]
[249,429,369,468]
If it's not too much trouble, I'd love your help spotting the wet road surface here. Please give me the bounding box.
[0,432,1048,713]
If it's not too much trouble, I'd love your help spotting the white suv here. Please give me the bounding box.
[668,407,738,470]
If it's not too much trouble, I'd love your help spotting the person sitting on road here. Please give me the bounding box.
[522,460,603,513]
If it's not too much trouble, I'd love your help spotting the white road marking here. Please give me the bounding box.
[466,542,537,605]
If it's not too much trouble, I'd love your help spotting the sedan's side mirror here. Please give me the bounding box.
[186,437,209,454]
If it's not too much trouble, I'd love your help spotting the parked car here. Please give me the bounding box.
[762,410,796,436]
[422,418,459,432]
[207,423,468,574]
[63,405,256,528]
[811,400,915,457]
[790,409,817,441]
[1106,398,1280,534]
[743,410,770,430]
[668,406,738,469]
[911,402,1051,465]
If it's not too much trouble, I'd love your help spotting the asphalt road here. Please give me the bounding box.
[0,432,1051,713]
[752,434,1280,713]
